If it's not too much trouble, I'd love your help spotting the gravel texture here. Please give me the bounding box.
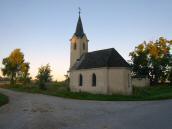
[0,88,172,129]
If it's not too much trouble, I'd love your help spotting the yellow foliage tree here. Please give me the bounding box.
[130,37,172,84]
[1,49,30,85]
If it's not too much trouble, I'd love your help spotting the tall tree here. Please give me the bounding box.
[2,49,24,85]
[1,49,30,85]
[168,56,172,84]
[130,37,172,85]
[130,42,149,78]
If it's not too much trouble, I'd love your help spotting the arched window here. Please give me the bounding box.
[73,43,77,50]
[83,43,85,50]
[92,73,96,86]
[79,74,83,86]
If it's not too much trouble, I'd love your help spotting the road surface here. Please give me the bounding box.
[0,88,172,129]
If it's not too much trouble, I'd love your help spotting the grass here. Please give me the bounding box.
[1,83,172,101]
[0,93,9,107]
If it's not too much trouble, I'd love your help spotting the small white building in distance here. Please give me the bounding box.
[69,13,132,95]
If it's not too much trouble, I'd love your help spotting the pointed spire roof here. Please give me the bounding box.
[75,15,85,38]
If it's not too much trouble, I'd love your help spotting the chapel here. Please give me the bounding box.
[69,13,132,95]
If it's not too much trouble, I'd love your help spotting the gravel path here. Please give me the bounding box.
[0,88,172,129]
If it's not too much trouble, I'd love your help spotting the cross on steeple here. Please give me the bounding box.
[75,7,84,38]
[78,7,81,16]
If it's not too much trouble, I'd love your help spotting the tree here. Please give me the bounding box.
[1,49,25,85]
[36,64,52,89]
[168,56,172,84]
[18,62,31,84]
[130,37,172,85]
[168,69,172,84]
[130,42,149,78]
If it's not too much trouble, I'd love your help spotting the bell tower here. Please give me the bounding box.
[70,9,89,68]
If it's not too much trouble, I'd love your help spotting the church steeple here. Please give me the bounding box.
[70,9,89,68]
[75,12,84,38]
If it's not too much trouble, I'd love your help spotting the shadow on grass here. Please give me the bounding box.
[0,93,9,107]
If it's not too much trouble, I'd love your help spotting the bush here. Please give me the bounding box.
[0,93,9,106]
[36,64,52,90]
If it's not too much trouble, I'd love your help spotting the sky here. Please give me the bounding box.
[0,0,172,81]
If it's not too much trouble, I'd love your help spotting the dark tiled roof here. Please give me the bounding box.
[71,48,130,70]
[74,15,85,38]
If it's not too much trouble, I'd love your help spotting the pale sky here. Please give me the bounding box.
[0,0,172,80]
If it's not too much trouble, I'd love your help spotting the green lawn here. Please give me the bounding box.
[0,93,9,107]
[2,83,172,101]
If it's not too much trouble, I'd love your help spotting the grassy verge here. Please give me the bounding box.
[1,83,172,101]
[0,93,9,106]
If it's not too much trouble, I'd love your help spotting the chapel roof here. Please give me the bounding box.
[71,48,130,70]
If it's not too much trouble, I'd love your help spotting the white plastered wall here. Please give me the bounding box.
[70,68,108,94]
[108,68,132,95]
[70,67,132,95]
[132,78,150,87]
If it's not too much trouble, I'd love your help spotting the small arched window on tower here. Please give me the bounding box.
[73,42,77,50]
[92,73,96,86]
[83,42,85,50]
[79,74,83,86]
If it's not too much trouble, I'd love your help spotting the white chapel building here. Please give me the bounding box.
[69,14,132,95]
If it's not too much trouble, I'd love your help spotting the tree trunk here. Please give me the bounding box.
[10,72,16,86]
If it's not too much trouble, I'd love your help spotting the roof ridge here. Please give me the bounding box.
[88,48,114,54]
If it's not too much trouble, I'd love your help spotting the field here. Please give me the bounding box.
[1,82,172,101]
